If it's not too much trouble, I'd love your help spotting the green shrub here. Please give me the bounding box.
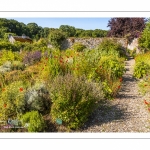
[0,41,19,51]
[11,61,25,71]
[138,20,150,52]
[48,29,66,49]
[133,61,150,78]
[0,81,28,120]
[0,50,15,66]
[71,42,86,52]
[96,56,125,81]
[24,82,51,114]
[49,74,104,130]
[95,56,125,99]
[97,38,125,57]
[20,111,46,132]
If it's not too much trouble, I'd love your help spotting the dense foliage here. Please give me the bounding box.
[0,18,108,42]
[138,19,150,52]
[107,18,147,42]
[0,17,132,132]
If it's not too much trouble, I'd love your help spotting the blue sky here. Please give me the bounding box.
[6,18,111,30]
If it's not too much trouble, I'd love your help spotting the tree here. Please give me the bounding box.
[107,18,147,41]
[48,29,66,48]
[59,25,76,37]
[138,19,150,52]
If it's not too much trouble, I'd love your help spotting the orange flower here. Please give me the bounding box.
[2,88,6,91]
[19,88,23,92]
[118,86,121,89]
[148,108,150,112]
[3,103,7,108]
[144,100,149,105]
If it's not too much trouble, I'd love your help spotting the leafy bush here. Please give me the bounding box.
[138,20,150,52]
[24,82,51,114]
[20,111,46,132]
[95,56,125,99]
[133,61,150,78]
[71,42,86,52]
[49,74,104,130]
[0,41,19,51]
[48,29,66,49]
[96,56,125,81]
[0,81,28,120]
[0,50,15,66]
[0,61,12,74]
[97,38,125,57]
[11,61,25,71]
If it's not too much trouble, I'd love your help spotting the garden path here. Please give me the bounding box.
[81,57,150,132]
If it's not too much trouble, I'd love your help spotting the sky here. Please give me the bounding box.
[6,18,111,30]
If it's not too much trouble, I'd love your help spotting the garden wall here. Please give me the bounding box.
[48,37,139,52]
[61,37,139,50]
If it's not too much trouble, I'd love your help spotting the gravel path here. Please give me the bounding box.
[81,57,150,132]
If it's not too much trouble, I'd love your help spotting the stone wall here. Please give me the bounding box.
[61,37,128,50]
[48,37,139,52]
[127,38,140,53]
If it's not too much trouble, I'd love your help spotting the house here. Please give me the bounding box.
[8,34,33,44]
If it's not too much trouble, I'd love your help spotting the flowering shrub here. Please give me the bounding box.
[23,50,41,65]
[0,81,27,120]
[49,74,104,130]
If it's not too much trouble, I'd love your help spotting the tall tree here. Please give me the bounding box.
[107,18,147,41]
[138,18,150,52]
[59,25,76,37]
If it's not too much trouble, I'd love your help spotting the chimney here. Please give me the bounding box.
[8,34,12,38]
[22,34,26,38]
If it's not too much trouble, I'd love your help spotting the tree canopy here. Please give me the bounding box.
[0,18,108,41]
[107,18,147,41]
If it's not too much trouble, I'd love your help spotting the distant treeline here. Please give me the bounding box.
[0,18,108,41]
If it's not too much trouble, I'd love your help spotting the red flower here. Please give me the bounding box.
[59,60,63,63]
[118,86,121,89]
[19,88,23,92]
[144,100,149,105]
[144,84,147,86]
[46,58,48,60]
[119,78,123,82]
[3,103,7,108]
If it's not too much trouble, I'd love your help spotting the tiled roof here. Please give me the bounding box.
[13,36,32,42]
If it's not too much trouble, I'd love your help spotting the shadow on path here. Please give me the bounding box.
[81,56,137,131]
